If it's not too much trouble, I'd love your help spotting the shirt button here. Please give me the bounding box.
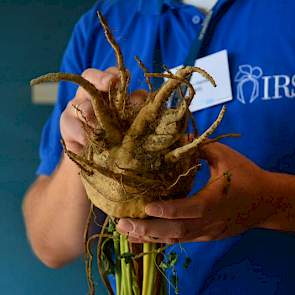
[192,15,201,24]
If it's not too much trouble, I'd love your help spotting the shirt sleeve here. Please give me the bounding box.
[35,0,123,176]
[36,17,87,176]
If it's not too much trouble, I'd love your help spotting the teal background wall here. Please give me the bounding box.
[0,1,106,294]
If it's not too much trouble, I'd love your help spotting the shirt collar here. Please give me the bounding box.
[136,0,181,15]
[136,0,230,15]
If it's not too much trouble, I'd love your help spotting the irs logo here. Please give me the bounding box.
[235,65,263,104]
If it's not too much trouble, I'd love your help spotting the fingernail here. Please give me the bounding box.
[117,219,134,233]
[145,204,163,217]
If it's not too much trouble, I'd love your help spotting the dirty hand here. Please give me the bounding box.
[117,142,278,243]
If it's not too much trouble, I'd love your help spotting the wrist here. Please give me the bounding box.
[62,153,80,172]
[256,171,295,232]
[52,154,88,204]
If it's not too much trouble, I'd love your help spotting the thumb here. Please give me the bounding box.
[198,142,226,169]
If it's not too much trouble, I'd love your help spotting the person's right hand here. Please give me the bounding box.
[60,67,148,155]
[60,67,120,154]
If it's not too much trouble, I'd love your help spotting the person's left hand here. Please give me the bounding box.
[116,142,280,243]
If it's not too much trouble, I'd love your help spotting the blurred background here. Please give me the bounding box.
[0,1,106,294]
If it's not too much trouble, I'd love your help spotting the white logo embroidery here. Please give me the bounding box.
[235,65,263,104]
[234,64,295,104]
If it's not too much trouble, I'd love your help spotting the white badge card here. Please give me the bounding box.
[189,50,232,112]
[167,50,233,112]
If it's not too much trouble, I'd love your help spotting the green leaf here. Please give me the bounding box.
[183,257,192,269]
[108,219,116,233]
[160,252,178,271]
[168,252,178,267]
[159,261,169,271]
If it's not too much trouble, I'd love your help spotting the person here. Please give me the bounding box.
[22,0,295,294]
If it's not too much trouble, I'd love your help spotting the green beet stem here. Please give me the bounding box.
[142,243,157,295]
[114,232,121,295]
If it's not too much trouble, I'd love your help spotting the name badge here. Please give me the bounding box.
[168,50,233,112]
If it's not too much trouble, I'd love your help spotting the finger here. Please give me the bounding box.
[60,106,87,151]
[105,66,120,76]
[198,142,225,169]
[127,235,169,244]
[129,89,148,109]
[126,221,226,244]
[127,228,223,244]
[199,142,244,169]
[117,218,207,240]
[129,235,178,244]
[176,221,226,243]
[76,68,119,98]
[71,99,97,128]
[128,234,163,243]
[145,195,213,219]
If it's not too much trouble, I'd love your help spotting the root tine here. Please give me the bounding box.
[142,83,189,152]
[135,55,153,93]
[146,72,195,105]
[167,164,200,190]
[32,73,122,144]
[177,87,191,134]
[173,90,188,122]
[152,66,215,107]
[108,79,116,110]
[97,11,129,116]
[122,67,214,151]
[188,110,199,137]
[169,86,190,133]
[202,133,241,146]
[165,105,226,162]
[61,138,94,175]
[162,64,173,75]
[97,11,127,81]
[121,71,194,151]
[72,104,99,134]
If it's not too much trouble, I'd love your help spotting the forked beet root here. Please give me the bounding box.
[31,12,226,219]
[31,12,238,295]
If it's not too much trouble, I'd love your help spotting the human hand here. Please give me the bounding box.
[60,67,120,154]
[117,142,278,243]
[60,67,147,155]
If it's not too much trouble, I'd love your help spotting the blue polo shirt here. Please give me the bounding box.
[37,0,295,294]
